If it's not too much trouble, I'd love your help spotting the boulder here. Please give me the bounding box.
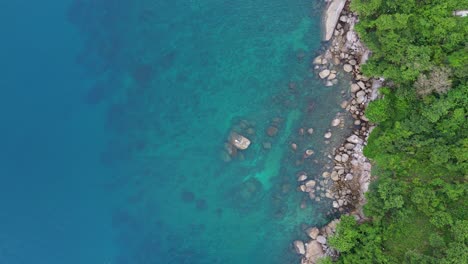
[316,235,327,245]
[306,227,320,239]
[327,73,337,80]
[319,69,330,79]
[357,81,366,89]
[357,95,366,104]
[313,56,322,65]
[297,174,308,182]
[351,83,360,93]
[331,118,340,127]
[347,134,362,144]
[344,143,355,150]
[305,240,325,263]
[334,155,342,162]
[294,240,306,255]
[331,171,339,181]
[291,143,298,151]
[230,132,251,150]
[341,154,349,162]
[324,132,332,139]
[323,0,347,41]
[305,180,316,188]
[343,64,353,72]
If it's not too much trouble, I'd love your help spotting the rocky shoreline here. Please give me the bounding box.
[294,1,383,263]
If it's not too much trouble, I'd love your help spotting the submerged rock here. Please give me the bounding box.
[267,126,279,137]
[181,190,195,203]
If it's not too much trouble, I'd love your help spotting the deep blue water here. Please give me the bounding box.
[0,0,352,263]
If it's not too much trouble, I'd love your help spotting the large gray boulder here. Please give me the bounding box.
[322,0,347,41]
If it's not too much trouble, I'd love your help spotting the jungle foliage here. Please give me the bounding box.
[328,0,468,263]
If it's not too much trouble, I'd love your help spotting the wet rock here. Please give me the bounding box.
[343,64,353,72]
[305,149,315,156]
[298,128,305,136]
[316,235,327,245]
[267,126,279,137]
[306,227,320,239]
[230,132,251,150]
[319,69,330,79]
[291,143,298,151]
[297,173,308,182]
[327,73,337,80]
[324,132,332,139]
[313,56,322,65]
[294,240,306,255]
[305,180,316,188]
[340,101,349,109]
[333,201,339,208]
[307,128,314,135]
[299,184,308,192]
[332,118,341,127]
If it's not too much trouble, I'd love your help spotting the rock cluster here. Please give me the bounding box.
[296,2,384,263]
[294,219,340,264]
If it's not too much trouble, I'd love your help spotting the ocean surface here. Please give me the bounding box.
[0,0,353,263]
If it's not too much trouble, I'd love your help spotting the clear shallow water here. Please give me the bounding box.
[1,0,353,263]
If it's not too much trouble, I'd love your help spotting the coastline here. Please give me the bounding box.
[294,0,383,262]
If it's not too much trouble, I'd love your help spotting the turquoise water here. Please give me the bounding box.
[0,0,353,263]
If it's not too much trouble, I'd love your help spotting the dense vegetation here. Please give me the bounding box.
[324,0,468,263]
